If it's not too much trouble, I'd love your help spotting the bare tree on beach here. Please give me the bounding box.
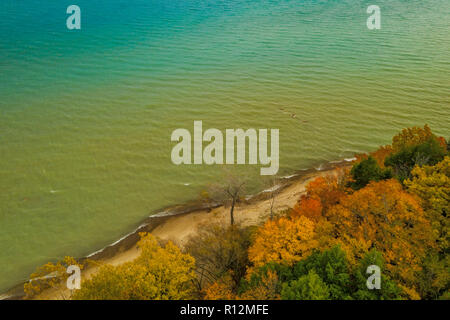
[208,168,248,226]
[266,175,282,220]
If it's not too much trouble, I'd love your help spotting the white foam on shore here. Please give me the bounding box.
[86,222,147,258]
[0,293,13,300]
[315,164,325,171]
[261,184,282,194]
[151,210,178,218]
[85,206,189,258]
[282,173,299,179]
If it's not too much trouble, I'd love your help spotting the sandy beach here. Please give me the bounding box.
[32,164,349,300]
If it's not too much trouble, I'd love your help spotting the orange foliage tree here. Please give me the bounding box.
[317,179,435,295]
[356,145,394,168]
[292,196,323,222]
[203,272,236,300]
[291,172,348,222]
[305,174,348,211]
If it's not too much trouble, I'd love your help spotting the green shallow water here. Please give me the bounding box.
[0,0,449,292]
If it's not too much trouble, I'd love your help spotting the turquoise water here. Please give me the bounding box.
[0,0,449,292]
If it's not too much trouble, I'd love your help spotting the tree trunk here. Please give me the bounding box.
[230,196,236,226]
[270,196,275,220]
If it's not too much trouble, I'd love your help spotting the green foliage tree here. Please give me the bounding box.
[349,156,392,190]
[385,137,446,181]
[416,253,449,300]
[242,246,403,300]
[292,246,352,299]
[239,262,292,297]
[352,250,403,300]
[281,270,330,300]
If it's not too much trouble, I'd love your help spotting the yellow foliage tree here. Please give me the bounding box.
[356,125,445,169]
[238,270,280,300]
[248,216,317,270]
[205,270,280,300]
[405,156,450,251]
[203,273,236,300]
[73,233,196,300]
[24,256,83,299]
[391,124,435,152]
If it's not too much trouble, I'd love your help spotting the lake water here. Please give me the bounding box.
[0,0,449,292]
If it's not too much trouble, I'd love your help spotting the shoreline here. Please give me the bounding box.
[2,159,353,300]
[84,158,354,261]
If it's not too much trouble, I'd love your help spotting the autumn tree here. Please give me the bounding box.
[205,268,281,300]
[318,180,435,296]
[291,172,349,222]
[370,145,394,168]
[239,270,281,300]
[415,253,450,300]
[391,124,445,152]
[73,233,196,300]
[242,246,403,300]
[203,273,237,300]
[392,124,425,150]
[291,195,322,222]
[355,145,394,168]
[355,125,446,182]
[385,137,446,181]
[248,216,317,269]
[24,256,83,299]
[185,223,253,296]
[405,157,450,299]
[405,156,449,251]
[305,172,349,211]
